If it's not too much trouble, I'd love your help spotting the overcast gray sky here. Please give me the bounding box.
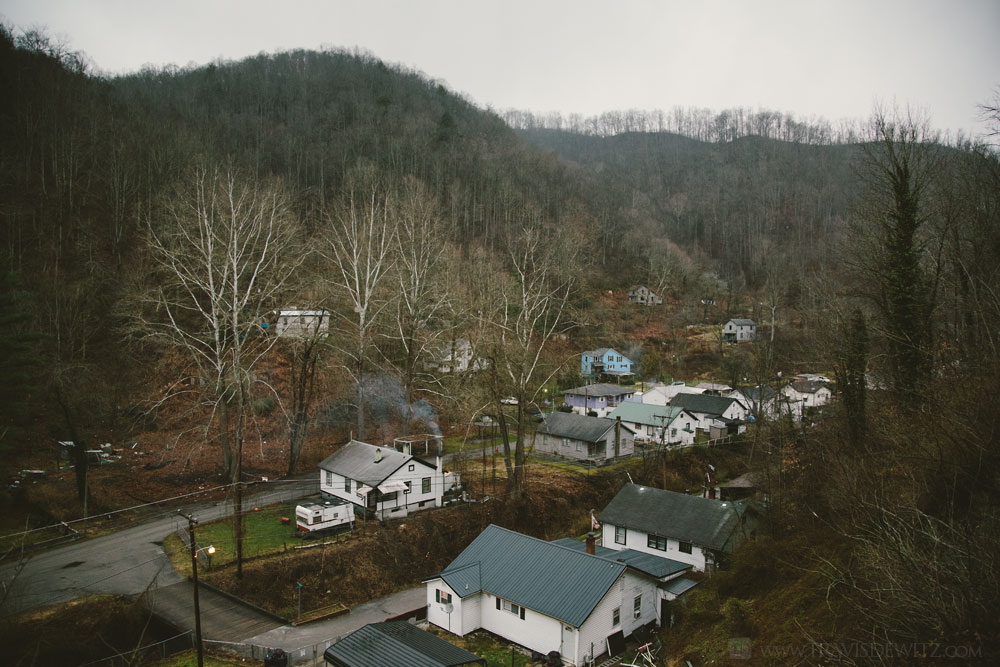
[3,0,998,137]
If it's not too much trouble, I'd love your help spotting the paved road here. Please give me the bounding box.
[1,473,432,655]
[245,585,427,651]
[0,477,318,617]
[148,580,284,641]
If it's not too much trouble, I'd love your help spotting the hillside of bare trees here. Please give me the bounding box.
[2,24,1000,662]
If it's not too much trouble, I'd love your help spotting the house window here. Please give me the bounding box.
[562,438,570,448]
[344,477,352,493]
[422,477,431,494]
[325,471,333,486]
[648,534,668,551]
[408,464,415,471]
[382,491,398,502]
[403,481,411,495]
[576,441,584,452]
[615,525,626,545]
[435,589,452,604]
[679,541,693,554]
[612,607,620,627]
[497,598,525,619]
[633,595,642,618]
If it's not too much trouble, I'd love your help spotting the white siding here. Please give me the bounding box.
[462,592,482,633]
[320,459,445,519]
[480,594,563,657]
[602,522,708,571]
[426,580,465,635]
[577,572,658,665]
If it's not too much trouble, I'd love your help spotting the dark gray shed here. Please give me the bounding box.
[323,621,485,667]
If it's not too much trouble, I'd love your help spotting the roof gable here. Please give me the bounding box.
[599,484,746,551]
[433,525,627,627]
[318,440,431,486]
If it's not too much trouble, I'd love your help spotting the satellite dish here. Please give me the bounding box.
[444,602,454,614]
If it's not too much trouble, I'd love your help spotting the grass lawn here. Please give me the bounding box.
[441,434,506,455]
[426,628,535,667]
[149,648,245,666]
[165,502,305,573]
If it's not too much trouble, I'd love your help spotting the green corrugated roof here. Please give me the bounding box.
[662,577,699,596]
[599,484,747,552]
[324,621,484,667]
[608,402,688,427]
[429,525,626,627]
[549,538,691,580]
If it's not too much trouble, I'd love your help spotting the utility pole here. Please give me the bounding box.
[178,510,204,667]
[235,437,244,579]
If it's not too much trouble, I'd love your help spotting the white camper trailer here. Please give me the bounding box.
[295,501,354,536]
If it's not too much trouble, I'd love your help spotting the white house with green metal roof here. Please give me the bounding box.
[599,484,757,572]
[607,403,697,446]
[424,524,688,665]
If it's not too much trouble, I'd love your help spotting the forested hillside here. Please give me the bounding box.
[3,25,1000,662]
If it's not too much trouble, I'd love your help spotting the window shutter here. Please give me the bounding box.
[520,606,526,620]
[436,590,441,603]
[496,597,501,610]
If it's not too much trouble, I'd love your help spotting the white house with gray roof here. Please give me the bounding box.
[425,525,690,666]
[599,484,757,572]
[318,440,447,520]
[534,412,635,462]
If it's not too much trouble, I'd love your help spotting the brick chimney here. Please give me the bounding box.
[585,532,596,555]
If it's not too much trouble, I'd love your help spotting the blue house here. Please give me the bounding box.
[581,348,633,377]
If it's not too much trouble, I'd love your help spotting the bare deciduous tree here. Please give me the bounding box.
[387,178,452,433]
[323,181,396,441]
[136,164,302,479]
[477,218,578,497]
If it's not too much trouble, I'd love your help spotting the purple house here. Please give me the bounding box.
[562,383,636,418]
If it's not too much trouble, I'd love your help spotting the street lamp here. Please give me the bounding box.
[196,544,216,570]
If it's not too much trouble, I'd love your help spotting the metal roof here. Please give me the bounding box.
[670,393,742,416]
[562,383,635,397]
[323,621,485,667]
[788,380,828,394]
[548,538,690,580]
[662,577,700,596]
[535,412,635,443]
[727,318,756,326]
[737,385,777,402]
[599,484,747,552]
[318,440,434,487]
[430,525,626,627]
[608,402,689,427]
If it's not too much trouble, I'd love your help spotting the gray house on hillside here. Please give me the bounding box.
[722,318,756,343]
[535,411,635,462]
